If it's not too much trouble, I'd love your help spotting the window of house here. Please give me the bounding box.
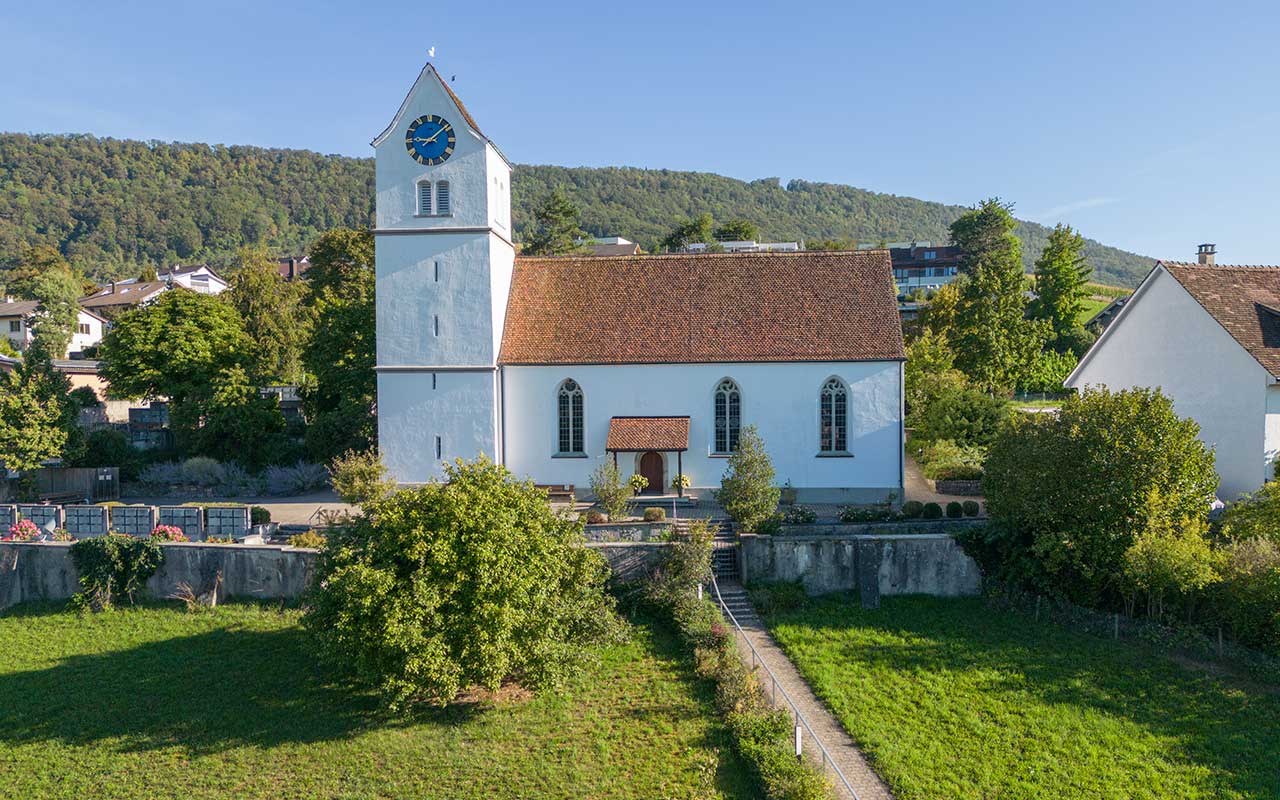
[77,323,91,335]
[8,320,19,333]
[557,379,585,455]
[819,377,849,453]
[435,181,451,215]
[713,378,741,454]
[418,180,432,215]
[924,250,937,260]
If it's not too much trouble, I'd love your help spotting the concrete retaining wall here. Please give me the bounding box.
[582,522,672,543]
[741,533,981,597]
[0,542,317,610]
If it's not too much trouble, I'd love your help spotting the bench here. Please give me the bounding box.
[39,491,88,505]
[536,484,576,503]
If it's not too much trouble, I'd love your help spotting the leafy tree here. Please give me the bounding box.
[26,267,82,361]
[589,460,630,521]
[904,328,960,419]
[328,447,396,506]
[184,365,291,469]
[949,199,1048,392]
[304,456,624,708]
[1016,348,1078,394]
[713,218,758,242]
[717,425,780,533]
[661,212,717,252]
[919,281,961,340]
[980,387,1218,604]
[302,228,376,461]
[227,245,311,383]
[521,188,584,256]
[1032,223,1092,352]
[1122,495,1221,621]
[6,244,68,298]
[1218,481,1280,544]
[0,368,67,471]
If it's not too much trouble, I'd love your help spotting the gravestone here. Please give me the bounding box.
[17,504,63,532]
[63,505,109,538]
[206,506,250,539]
[0,505,16,530]
[110,505,157,537]
[158,506,205,541]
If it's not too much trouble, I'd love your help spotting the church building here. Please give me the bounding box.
[373,63,906,503]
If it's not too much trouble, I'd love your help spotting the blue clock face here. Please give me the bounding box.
[405,114,456,166]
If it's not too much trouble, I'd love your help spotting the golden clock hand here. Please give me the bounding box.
[419,127,448,146]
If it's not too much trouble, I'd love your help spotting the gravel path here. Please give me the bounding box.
[714,581,894,800]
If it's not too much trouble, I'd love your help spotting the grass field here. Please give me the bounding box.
[0,602,757,800]
[755,591,1280,800]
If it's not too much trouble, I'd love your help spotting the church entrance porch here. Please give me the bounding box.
[604,416,690,498]
[638,451,664,495]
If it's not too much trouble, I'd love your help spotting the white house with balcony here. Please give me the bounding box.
[0,299,106,358]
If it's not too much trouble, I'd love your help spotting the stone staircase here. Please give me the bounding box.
[671,517,740,580]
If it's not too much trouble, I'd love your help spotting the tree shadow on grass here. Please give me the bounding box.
[0,617,497,756]
[767,593,1280,799]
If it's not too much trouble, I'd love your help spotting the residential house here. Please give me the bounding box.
[887,243,963,295]
[157,264,228,294]
[278,256,311,280]
[0,299,106,358]
[80,280,171,317]
[1066,244,1280,500]
[582,237,643,257]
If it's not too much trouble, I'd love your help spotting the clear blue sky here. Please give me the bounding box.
[3,0,1278,263]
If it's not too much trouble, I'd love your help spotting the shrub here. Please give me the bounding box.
[628,473,649,495]
[1218,481,1280,544]
[945,501,964,519]
[782,505,817,524]
[754,514,783,536]
[138,460,184,487]
[983,386,1218,605]
[583,510,607,525]
[928,463,985,481]
[74,428,141,479]
[1215,538,1280,652]
[305,456,625,708]
[922,502,943,519]
[916,386,1009,449]
[1122,499,1221,621]
[328,448,395,506]
[717,425,780,533]
[589,461,630,521]
[839,505,900,524]
[180,456,226,487]
[288,529,327,549]
[1018,348,1079,394]
[962,500,980,517]
[250,506,271,525]
[149,524,188,542]
[642,506,666,522]
[68,534,164,610]
[902,500,925,518]
[266,461,329,496]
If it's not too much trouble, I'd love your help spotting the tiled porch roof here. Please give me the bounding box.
[605,416,690,451]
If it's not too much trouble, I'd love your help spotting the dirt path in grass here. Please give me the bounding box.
[714,581,894,800]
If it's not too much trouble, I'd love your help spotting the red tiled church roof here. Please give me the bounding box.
[498,250,904,365]
[1161,261,1280,376]
[605,416,691,451]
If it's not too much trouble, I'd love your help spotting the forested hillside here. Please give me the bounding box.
[0,133,1152,286]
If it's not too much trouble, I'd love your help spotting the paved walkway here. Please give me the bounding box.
[902,454,980,507]
[714,581,894,800]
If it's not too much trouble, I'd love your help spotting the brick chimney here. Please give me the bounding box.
[1197,243,1216,265]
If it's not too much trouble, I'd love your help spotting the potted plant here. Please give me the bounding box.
[628,473,649,496]
[670,473,690,493]
[779,479,798,506]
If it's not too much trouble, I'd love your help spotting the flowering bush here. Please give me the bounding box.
[149,525,189,542]
[4,519,40,542]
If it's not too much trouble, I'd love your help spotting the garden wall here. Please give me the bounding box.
[740,533,981,597]
[0,543,317,610]
[0,541,666,611]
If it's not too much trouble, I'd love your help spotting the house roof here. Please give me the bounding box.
[80,281,168,309]
[498,250,904,365]
[605,416,691,452]
[1161,262,1280,376]
[889,245,963,268]
[159,264,226,281]
[0,300,38,318]
[586,243,643,257]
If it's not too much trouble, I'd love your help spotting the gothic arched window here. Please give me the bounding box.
[557,379,584,455]
[819,377,848,453]
[713,378,741,454]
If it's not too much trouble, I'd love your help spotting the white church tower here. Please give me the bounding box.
[372,62,514,482]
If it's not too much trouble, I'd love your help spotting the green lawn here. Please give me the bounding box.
[756,592,1280,800]
[0,602,757,800]
[1079,295,1113,324]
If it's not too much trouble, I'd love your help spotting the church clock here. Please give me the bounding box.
[405,114,456,165]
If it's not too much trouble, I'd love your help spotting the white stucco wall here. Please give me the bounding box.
[502,361,903,502]
[378,369,500,483]
[1067,266,1269,501]
[68,311,104,356]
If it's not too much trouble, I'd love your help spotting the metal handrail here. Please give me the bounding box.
[708,573,861,800]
